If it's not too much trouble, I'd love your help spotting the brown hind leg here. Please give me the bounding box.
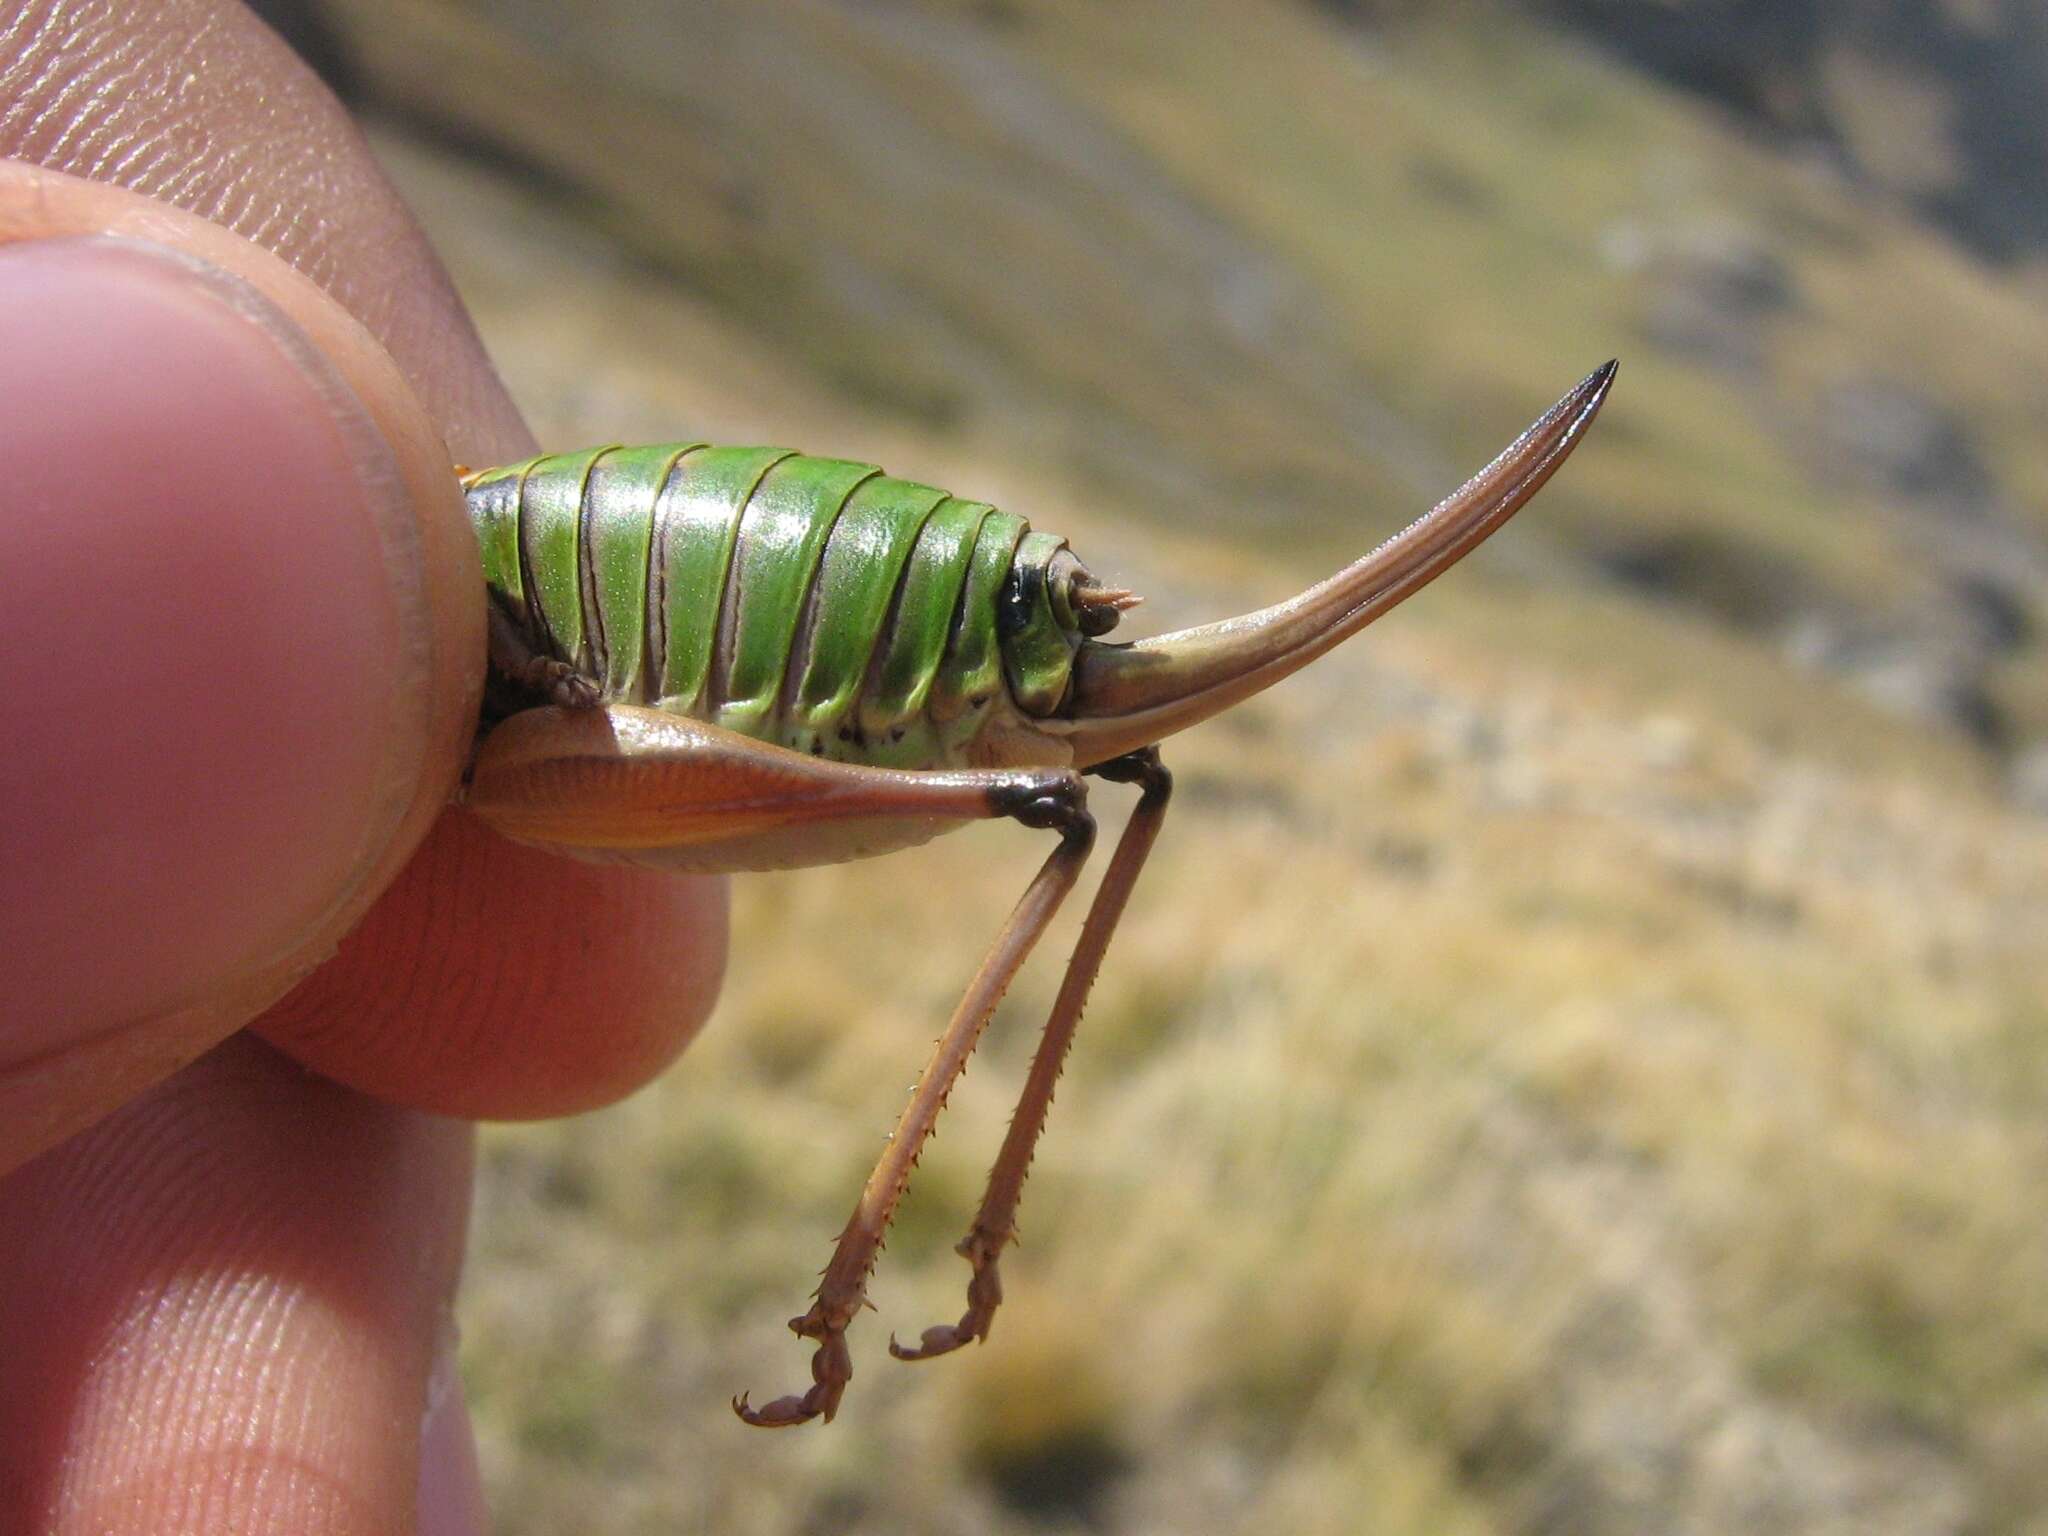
[733,789,1097,1425]
[890,747,1172,1363]
[464,703,1112,1427]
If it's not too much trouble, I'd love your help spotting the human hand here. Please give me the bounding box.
[0,4,726,1528]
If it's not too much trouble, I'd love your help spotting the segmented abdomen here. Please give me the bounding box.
[465,445,1030,769]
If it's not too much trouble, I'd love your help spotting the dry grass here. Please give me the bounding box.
[321,2,2048,1529]
[447,625,2048,1532]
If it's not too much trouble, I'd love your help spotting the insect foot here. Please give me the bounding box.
[497,651,602,709]
[732,1305,856,1427]
[889,1225,1007,1361]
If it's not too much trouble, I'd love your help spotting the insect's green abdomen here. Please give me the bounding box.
[585,444,701,699]
[784,475,949,748]
[466,445,1070,768]
[718,456,878,739]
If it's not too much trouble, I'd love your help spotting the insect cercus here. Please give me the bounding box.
[456,360,1617,1425]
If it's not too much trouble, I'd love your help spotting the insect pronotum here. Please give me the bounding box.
[459,361,1617,1426]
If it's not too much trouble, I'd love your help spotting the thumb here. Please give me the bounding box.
[0,218,481,1167]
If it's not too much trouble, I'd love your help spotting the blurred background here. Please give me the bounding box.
[263,2,2047,1531]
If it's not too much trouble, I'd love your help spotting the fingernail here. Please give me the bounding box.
[0,236,432,1047]
[417,1322,489,1536]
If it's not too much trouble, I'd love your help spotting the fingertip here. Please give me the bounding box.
[0,202,490,1168]
[0,237,438,1043]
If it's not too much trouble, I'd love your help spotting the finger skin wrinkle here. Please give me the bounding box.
[0,0,528,461]
[0,1040,470,1536]
[55,1281,377,1533]
[4,2,317,234]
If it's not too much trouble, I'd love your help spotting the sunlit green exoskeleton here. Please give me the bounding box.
[459,361,1617,1427]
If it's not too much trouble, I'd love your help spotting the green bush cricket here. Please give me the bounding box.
[458,361,1617,1426]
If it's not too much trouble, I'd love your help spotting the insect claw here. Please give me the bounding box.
[737,1305,854,1427]
[555,672,604,709]
[892,1234,1005,1362]
[888,1323,976,1362]
[732,1390,824,1428]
